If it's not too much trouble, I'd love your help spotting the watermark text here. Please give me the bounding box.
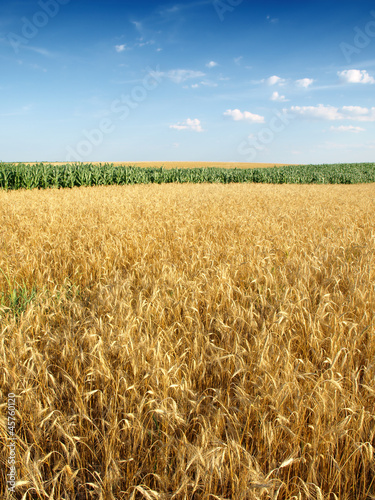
[238,109,295,161]
[213,0,244,22]
[7,393,17,493]
[65,67,163,162]
[340,11,375,63]
[7,0,71,54]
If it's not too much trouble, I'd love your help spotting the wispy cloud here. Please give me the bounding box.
[136,39,155,48]
[124,20,157,50]
[200,80,218,87]
[114,39,155,52]
[23,45,54,57]
[206,61,218,68]
[158,1,213,17]
[224,109,265,123]
[338,69,375,84]
[288,104,375,121]
[187,80,218,89]
[170,118,203,132]
[131,21,144,35]
[0,33,55,57]
[266,15,279,24]
[153,69,205,83]
[330,125,366,132]
[131,1,213,49]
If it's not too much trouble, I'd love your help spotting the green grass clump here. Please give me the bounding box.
[0,269,37,317]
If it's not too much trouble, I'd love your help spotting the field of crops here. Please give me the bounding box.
[1,182,374,499]
[0,162,374,190]
[111,162,289,169]
[17,162,288,170]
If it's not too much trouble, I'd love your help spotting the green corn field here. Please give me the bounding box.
[0,162,374,190]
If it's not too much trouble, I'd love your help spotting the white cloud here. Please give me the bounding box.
[288,104,375,122]
[266,75,285,86]
[234,56,243,65]
[223,109,265,123]
[296,78,314,88]
[170,118,203,132]
[153,69,205,83]
[338,69,375,84]
[339,106,375,121]
[115,44,128,53]
[206,61,218,68]
[288,105,344,121]
[270,91,288,102]
[341,106,370,117]
[330,125,365,132]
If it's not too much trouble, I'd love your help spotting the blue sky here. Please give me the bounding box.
[0,0,374,163]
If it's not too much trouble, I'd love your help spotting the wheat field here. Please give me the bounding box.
[0,183,374,499]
